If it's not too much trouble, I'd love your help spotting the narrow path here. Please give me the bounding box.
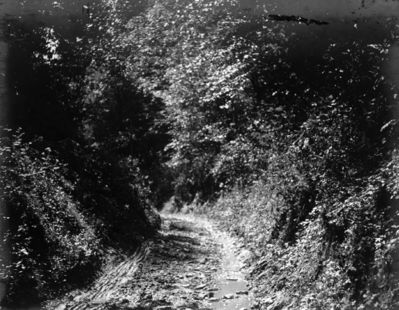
[50,213,253,310]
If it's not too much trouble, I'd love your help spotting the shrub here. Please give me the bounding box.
[0,130,101,305]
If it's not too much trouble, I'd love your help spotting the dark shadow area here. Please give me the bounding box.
[150,233,203,261]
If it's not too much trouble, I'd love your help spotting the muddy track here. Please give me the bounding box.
[51,214,252,310]
[51,245,149,310]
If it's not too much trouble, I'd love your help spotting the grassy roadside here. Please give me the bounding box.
[199,161,399,310]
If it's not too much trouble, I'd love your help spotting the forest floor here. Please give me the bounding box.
[49,213,253,310]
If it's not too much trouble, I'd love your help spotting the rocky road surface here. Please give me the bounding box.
[50,213,252,310]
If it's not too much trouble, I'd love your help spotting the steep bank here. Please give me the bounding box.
[0,0,165,305]
[202,165,399,310]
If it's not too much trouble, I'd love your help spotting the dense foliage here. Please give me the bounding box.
[1,1,163,305]
[3,0,399,308]
[0,130,100,304]
[101,0,399,308]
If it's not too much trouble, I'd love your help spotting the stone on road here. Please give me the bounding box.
[47,213,253,310]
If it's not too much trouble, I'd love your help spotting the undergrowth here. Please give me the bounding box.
[0,130,102,304]
[203,150,399,309]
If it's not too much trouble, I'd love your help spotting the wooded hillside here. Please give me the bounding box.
[1,0,399,309]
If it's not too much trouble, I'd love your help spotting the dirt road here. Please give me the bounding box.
[50,213,253,310]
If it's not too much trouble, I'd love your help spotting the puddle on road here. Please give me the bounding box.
[209,228,252,310]
[211,278,251,310]
[161,213,253,310]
